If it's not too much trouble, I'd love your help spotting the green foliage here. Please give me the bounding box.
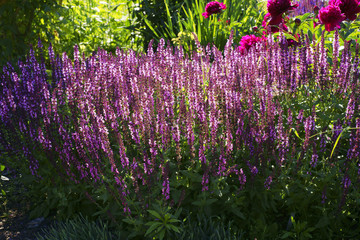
[128,0,265,52]
[277,83,355,162]
[0,0,133,67]
[28,179,96,220]
[273,11,360,58]
[11,148,100,220]
[174,214,245,240]
[0,0,61,66]
[53,0,135,56]
[175,0,265,51]
[126,0,185,51]
[281,216,316,239]
[0,150,29,219]
[0,162,6,216]
[35,214,124,240]
[290,12,360,44]
[144,202,181,240]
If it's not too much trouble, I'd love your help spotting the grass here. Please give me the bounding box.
[36,213,245,240]
[35,214,123,240]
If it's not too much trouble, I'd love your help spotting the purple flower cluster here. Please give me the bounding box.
[289,0,327,16]
[1,35,359,213]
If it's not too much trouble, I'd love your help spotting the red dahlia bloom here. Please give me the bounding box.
[202,1,226,18]
[262,12,283,27]
[318,4,346,31]
[262,13,288,33]
[267,0,299,18]
[329,0,360,21]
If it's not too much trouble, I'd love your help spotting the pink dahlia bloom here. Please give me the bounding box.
[238,35,264,54]
[329,0,360,21]
[202,1,226,18]
[267,0,299,18]
[318,4,346,31]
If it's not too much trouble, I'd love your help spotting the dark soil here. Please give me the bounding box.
[0,208,57,240]
[0,167,58,240]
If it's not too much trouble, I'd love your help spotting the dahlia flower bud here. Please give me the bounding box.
[314,5,320,13]
[202,1,226,18]
[318,4,346,31]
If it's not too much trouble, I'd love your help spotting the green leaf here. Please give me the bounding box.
[281,232,293,239]
[307,227,316,232]
[143,18,160,38]
[290,128,302,140]
[164,0,173,32]
[330,128,345,158]
[168,218,181,223]
[158,228,166,240]
[148,210,162,220]
[231,207,246,220]
[0,165,5,172]
[346,31,360,41]
[192,198,217,207]
[122,218,135,225]
[315,216,329,228]
[167,224,180,233]
[145,222,162,236]
[291,216,296,225]
[297,12,311,21]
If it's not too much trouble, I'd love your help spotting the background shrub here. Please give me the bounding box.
[0,0,134,67]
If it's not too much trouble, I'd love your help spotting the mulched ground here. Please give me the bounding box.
[0,167,58,240]
[0,209,57,240]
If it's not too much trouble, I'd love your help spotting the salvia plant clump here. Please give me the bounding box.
[1,31,360,237]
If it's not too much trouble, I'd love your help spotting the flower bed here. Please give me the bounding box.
[1,0,360,239]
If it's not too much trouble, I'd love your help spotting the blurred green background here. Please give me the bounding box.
[0,0,264,66]
[0,0,135,66]
[0,0,189,66]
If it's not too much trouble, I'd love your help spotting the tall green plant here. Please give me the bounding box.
[176,0,265,51]
[132,0,266,52]
[126,0,185,51]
